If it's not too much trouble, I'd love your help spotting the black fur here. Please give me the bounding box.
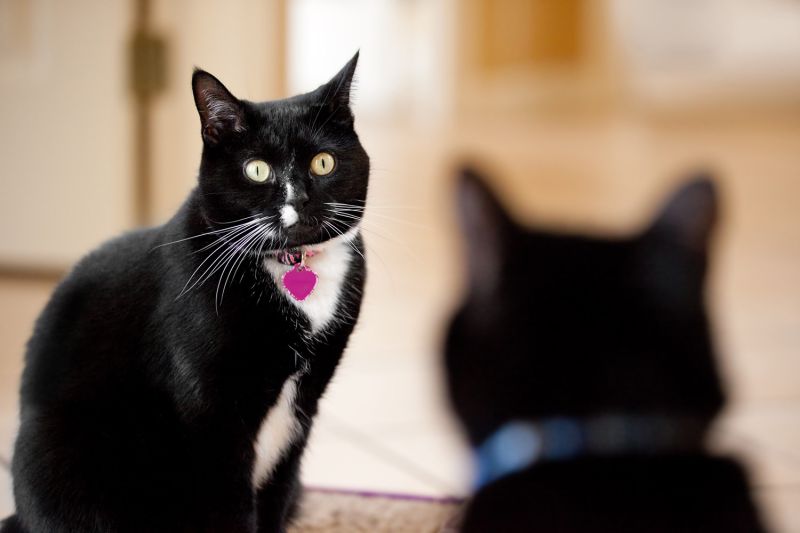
[445,168,767,532]
[3,53,368,532]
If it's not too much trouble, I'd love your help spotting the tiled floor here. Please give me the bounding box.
[0,115,798,530]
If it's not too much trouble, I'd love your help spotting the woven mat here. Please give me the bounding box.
[289,488,464,533]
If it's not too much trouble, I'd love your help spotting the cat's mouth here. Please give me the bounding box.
[268,221,359,254]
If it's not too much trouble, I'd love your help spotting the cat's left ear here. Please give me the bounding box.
[313,51,359,122]
[455,167,515,297]
[192,69,246,145]
[646,173,718,253]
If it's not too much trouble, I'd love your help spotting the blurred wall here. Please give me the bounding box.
[1,0,799,269]
[0,0,133,269]
[455,0,620,116]
[611,0,800,111]
[0,0,289,270]
[287,0,456,124]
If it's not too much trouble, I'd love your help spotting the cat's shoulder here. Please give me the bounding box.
[28,227,165,359]
[46,226,165,311]
[71,227,160,278]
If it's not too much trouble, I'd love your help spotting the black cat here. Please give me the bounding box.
[445,168,767,532]
[2,53,368,533]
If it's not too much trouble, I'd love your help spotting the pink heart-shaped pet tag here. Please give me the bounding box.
[282,265,318,301]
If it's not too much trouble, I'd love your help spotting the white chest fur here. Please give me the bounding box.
[252,373,302,488]
[252,228,359,488]
[262,228,357,334]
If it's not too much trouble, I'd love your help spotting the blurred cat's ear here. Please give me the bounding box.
[647,174,718,252]
[192,69,246,145]
[456,167,514,296]
[313,51,359,121]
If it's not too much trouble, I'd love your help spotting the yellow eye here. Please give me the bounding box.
[310,152,335,176]
[244,160,271,183]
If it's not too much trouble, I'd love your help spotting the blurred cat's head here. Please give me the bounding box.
[191,52,369,249]
[445,168,725,445]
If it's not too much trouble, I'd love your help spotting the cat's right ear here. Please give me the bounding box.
[646,174,718,253]
[310,51,360,125]
[455,167,514,297]
[192,69,246,145]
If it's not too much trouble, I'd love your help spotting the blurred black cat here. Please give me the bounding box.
[445,168,767,532]
[2,53,368,533]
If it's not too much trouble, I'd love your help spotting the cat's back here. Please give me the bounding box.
[12,223,209,532]
[21,225,168,405]
[464,455,765,533]
[60,224,163,293]
[35,225,164,334]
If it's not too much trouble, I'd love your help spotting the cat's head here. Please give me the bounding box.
[444,168,725,445]
[191,52,368,250]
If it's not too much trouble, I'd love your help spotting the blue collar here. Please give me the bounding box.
[473,414,705,490]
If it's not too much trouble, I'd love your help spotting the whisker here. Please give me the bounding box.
[323,220,367,264]
[326,202,420,211]
[216,225,273,310]
[176,225,263,298]
[206,213,264,225]
[327,214,421,264]
[327,216,399,246]
[321,220,334,242]
[320,217,398,294]
[208,224,267,290]
[219,226,269,300]
[153,217,265,251]
[326,209,421,237]
[329,208,427,230]
[179,223,267,298]
[255,223,276,260]
[192,219,267,255]
[325,211,362,222]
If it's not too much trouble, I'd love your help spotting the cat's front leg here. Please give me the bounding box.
[255,438,306,533]
[200,509,258,533]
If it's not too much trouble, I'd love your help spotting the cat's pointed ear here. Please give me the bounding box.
[192,69,246,145]
[456,167,514,296]
[313,51,359,121]
[647,173,718,253]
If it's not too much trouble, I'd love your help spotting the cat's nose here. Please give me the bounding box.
[283,180,309,210]
[291,189,309,209]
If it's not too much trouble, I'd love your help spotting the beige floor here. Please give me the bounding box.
[0,113,798,531]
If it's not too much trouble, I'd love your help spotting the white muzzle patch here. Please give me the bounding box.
[280,205,299,228]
